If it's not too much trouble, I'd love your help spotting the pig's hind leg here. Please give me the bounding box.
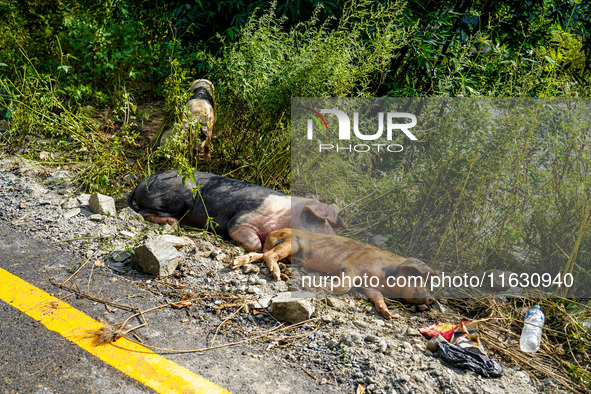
[228,226,263,252]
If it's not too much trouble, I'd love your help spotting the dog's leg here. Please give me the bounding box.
[361,287,391,320]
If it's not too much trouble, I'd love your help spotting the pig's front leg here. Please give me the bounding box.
[232,252,264,269]
[361,287,391,320]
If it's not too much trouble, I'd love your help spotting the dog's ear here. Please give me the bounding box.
[301,202,347,229]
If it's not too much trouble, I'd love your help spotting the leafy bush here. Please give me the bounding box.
[201,1,410,188]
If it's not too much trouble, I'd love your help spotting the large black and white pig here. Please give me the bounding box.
[128,169,346,251]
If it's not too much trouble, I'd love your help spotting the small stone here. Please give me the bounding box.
[242,264,260,274]
[402,341,413,353]
[119,230,135,238]
[426,334,447,352]
[38,200,52,206]
[406,328,422,337]
[194,240,214,257]
[354,321,369,329]
[365,335,379,343]
[89,214,103,222]
[64,208,81,219]
[61,198,79,210]
[77,194,91,206]
[117,207,143,220]
[321,315,333,323]
[247,295,273,309]
[327,339,339,350]
[247,286,259,294]
[112,250,132,262]
[377,341,388,353]
[89,193,116,216]
[269,292,315,324]
[215,252,228,262]
[132,237,179,276]
[324,297,345,309]
[159,235,193,249]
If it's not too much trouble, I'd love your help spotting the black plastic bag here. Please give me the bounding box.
[435,340,503,378]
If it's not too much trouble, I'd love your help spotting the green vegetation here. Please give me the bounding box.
[1,0,590,388]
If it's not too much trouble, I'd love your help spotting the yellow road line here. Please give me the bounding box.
[0,267,230,394]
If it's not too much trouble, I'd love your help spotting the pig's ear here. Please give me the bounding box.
[302,202,347,229]
[399,258,435,279]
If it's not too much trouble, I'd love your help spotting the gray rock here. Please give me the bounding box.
[111,249,132,262]
[406,328,422,337]
[354,320,369,329]
[194,240,215,257]
[269,292,315,324]
[132,236,179,276]
[89,214,103,222]
[63,208,81,219]
[118,207,143,221]
[89,193,116,216]
[247,295,273,309]
[402,341,413,353]
[321,315,333,323]
[365,334,379,343]
[77,193,91,206]
[426,334,447,352]
[159,234,193,249]
[61,198,79,210]
[119,230,135,238]
[242,264,260,274]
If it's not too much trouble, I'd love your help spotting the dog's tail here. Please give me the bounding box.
[128,186,140,212]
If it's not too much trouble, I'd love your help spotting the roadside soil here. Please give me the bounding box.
[0,154,561,394]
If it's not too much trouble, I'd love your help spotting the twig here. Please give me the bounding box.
[50,279,137,312]
[212,302,247,346]
[59,239,108,287]
[10,212,30,225]
[50,236,110,244]
[300,365,317,380]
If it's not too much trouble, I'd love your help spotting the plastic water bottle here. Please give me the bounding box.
[520,305,545,353]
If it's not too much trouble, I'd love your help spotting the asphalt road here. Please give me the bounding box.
[0,220,326,394]
[0,222,152,393]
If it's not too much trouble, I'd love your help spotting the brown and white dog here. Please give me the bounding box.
[233,228,436,319]
[159,79,216,160]
[187,79,216,160]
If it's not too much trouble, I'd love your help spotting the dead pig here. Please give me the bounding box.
[128,169,346,252]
